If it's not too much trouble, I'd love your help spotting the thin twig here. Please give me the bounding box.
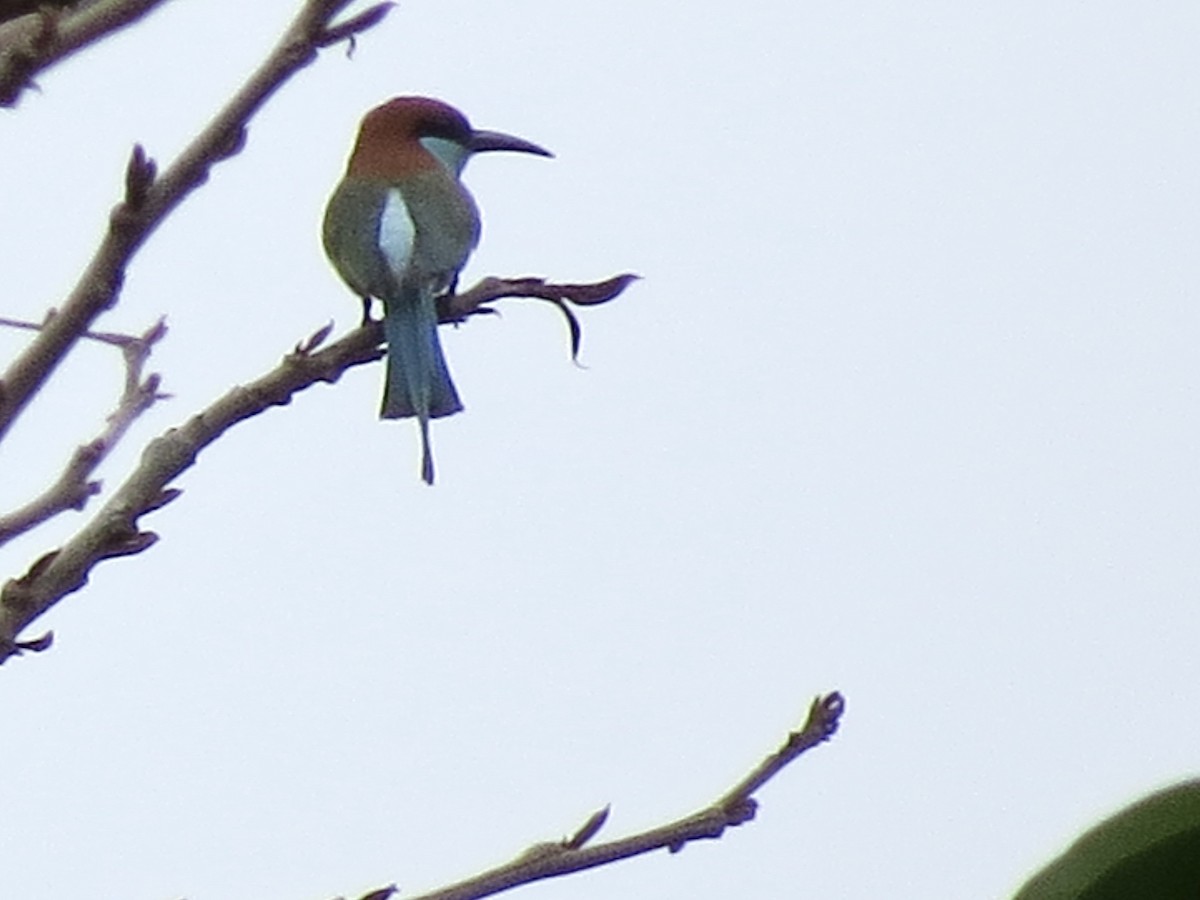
[0,318,169,547]
[0,314,149,349]
[0,273,633,661]
[0,0,390,446]
[346,693,844,900]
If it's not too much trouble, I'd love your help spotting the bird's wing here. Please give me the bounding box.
[322,178,404,299]
[396,170,481,293]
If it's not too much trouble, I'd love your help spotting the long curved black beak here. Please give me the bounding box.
[469,129,553,158]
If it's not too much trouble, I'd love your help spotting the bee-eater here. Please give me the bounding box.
[322,97,551,484]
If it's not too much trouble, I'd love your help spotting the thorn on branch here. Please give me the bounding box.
[0,629,54,661]
[296,320,335,355]
[100,528,157,559]
[355,885,398,900]
[14,630,53,653]
[142,487,182,514]
[565,805,610,849]
[143,315,169,344]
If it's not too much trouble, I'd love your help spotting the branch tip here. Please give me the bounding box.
[319,2,394,49]
[804,691,845,743]
[123,143,157,210]
[146,315,169,343]
[558,272,641,306]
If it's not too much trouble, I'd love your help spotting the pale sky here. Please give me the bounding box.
[2,3,1199,898]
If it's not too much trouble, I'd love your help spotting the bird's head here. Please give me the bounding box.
[348,96,552,179]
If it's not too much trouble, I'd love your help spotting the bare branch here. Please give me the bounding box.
[0,0,172,107]
[386,693,845,900]
[0,318,169,546]
[0,273,631,661]
[0,314,140,348]
[0,0,393,446]
[443,274,640,360]
[446,274,639,317]
[0,324,376,661]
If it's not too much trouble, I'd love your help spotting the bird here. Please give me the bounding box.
[322,97,551,485]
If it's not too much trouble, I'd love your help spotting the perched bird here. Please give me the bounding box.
[323,97,551,484]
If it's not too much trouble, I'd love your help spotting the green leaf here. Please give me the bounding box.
[1014,779,1200,900]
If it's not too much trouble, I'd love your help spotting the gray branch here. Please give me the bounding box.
[0,318,169,547]
[0,273,633,661]
[341,694,845,900]
[0,0,393,446]
[0,0,171,106]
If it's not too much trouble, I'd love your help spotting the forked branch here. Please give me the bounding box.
[0,273,634,662]
[0,317,169,547]
[0,0,393,446]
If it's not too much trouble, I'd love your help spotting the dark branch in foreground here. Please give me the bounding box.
[0,0,170,106]
[0,0,392,446]
[343,694,845,900]
[0,274,634,662]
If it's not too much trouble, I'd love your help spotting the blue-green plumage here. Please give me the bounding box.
[322,97,551,484]
[380,280,461,483]
[323,174,471,484]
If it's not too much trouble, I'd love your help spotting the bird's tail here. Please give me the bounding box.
[381,282,464,484]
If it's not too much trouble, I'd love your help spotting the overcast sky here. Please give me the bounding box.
[2,2,1199,898]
